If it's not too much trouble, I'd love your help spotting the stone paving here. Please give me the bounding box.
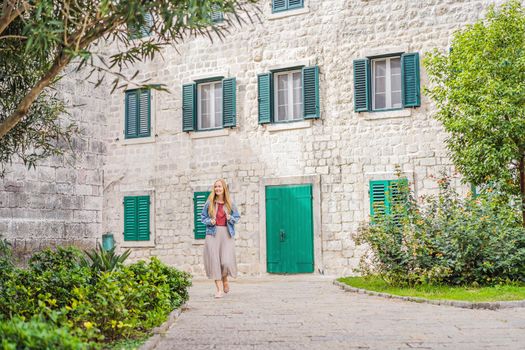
[153,276,525,350]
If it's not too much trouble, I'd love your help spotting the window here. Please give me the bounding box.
[125,89,150,139]
[272,0,304,13]
[198,81,223,130]
[354,53,420,112]
[210,4,224,23]
[369,179,408,222]
[129,13,153,39]
[258,65,319,124]
[274,70,303,122]
[123,196,150,241]
[372,57,402,110]
[193,192,210,239]
[182,78,236,132]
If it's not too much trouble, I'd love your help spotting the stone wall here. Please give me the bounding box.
[0,71,107,259]
[102,0,507,276]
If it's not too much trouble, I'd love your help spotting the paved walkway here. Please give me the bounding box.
[154,276,525,349]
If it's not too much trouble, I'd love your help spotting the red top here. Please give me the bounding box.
[216,203,227,226]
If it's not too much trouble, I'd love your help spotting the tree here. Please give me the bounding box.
[0,0,257,175]
[424,0,525,224]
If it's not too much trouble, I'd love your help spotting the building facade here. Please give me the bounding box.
[1,0,504,275]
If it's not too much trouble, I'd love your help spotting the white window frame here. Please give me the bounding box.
[273,70,303,122]
[371,56,402,111]
[197,81,223,130]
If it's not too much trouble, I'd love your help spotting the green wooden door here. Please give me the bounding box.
[266,184,314,274]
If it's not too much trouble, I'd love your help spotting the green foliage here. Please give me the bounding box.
[129,257,192,309]
[424,0,525,198]
[0,247,192,345]
[29,246,86,273]
[81,244,131,273]
[356,174,525,286]
[1,247,93,319]
[0,17,75,177]
[64,258,191,340]
[0,317,94,350]
[0,235,12,261]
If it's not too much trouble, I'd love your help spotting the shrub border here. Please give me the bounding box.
[139,304,185,350]
[333,280,525,310]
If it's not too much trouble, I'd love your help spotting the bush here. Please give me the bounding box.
[356,174,525,286]
[0,246,192,345]
[65,258,191,341]
[0,247,94,320]
[0,317,94,350]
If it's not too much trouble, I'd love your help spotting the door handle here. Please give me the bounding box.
[280,229,285,242]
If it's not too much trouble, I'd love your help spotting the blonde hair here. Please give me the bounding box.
[207,179,232,218]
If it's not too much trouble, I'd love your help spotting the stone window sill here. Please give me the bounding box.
[265,120,312,133]
[121,240,155,248]
[121,135,156,145]
[192,240,205,246]
[268,7,309,20]
[362,109,412,121]
[190,128,230,139]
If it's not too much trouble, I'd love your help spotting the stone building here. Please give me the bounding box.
[0,0,505,275]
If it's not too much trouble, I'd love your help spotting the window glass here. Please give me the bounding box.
[292,72,302,118]
[274,70,303,122]
[198,81,223,130]
[390,57,402,108]
[372,57,402,110]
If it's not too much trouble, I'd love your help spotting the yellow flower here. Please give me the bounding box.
[83,321,93,330]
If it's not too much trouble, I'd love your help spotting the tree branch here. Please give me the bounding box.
[0,53,71,139]
[0,0,30,35]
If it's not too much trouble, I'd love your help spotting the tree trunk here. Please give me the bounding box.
[0,53,71,139]
[520,156,525,227]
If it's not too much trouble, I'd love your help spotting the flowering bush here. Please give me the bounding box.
[355,175,525,286]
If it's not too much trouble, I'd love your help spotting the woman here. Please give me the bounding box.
[201,179,240,298]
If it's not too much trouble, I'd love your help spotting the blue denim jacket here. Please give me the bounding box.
[200,201,241,238]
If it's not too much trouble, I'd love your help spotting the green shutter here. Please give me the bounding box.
[390,179,408,224]
[124,197,138,241]
[390,179,408,206]
[182,83,196,131]
[302,66,320,119]
[136,196,150,241]
[258,73,272,124]
[129,13,153,39]
[353,59,370,112]
[222,78,236,127]
[369,180,389,217]
[370,179,408,219]
[141,13,153,37]
[211,5,224,23]
[125,91,138,138]
[288,0,304,9]
[138,89,151,137]
[124,196,150,241]
[125,90,150,138]
[272,0,287,12]
[194,192,210,239]
[401,52,421,108]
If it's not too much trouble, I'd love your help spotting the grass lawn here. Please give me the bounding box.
[338,276,525,302]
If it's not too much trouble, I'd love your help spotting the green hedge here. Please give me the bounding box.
[0,246,192,345]
[0,317,93,350]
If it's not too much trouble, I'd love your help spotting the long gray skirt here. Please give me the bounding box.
[203,226,238,280]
